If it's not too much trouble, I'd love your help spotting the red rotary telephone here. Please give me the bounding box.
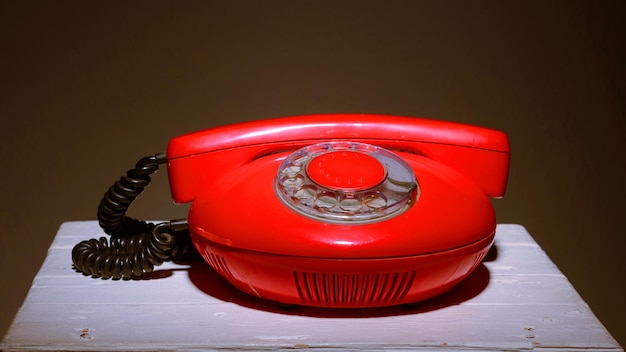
[73,113,510,308]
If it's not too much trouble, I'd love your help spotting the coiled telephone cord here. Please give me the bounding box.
[71,153,195,280]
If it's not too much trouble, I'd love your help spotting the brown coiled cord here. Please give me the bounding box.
[71,153,196,280]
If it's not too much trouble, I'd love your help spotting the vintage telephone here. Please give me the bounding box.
[72,114,510,308]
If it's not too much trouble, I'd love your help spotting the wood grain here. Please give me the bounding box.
[1,222,622,351]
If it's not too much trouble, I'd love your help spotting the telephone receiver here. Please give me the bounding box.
[73,113,510,308]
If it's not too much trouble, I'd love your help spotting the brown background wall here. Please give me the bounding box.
[1,0,624,346]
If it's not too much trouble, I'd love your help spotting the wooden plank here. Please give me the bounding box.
[24,268,587,307]
[3,303,620,351]
[1,222,622,351]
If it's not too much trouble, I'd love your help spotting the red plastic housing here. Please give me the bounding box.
[166,114,510,308]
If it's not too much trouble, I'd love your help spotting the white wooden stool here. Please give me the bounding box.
[1,222,622,351]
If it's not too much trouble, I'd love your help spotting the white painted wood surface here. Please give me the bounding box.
[1,222,622,351]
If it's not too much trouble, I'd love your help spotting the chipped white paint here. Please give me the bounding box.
[0,222,622,351]
[255,335,311,341]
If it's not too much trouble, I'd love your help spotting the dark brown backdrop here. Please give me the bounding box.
[1,0,624,345]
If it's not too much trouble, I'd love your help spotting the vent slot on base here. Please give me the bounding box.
[204,252,236,281]
[294,271,416,306]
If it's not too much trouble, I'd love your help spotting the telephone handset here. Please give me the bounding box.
[73,113,509,308]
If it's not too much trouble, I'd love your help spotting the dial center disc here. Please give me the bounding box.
[306,151,386,191]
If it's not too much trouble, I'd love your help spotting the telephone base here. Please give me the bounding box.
[192,231,495,308]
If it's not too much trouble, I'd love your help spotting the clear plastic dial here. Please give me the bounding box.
[275,142,418,224]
